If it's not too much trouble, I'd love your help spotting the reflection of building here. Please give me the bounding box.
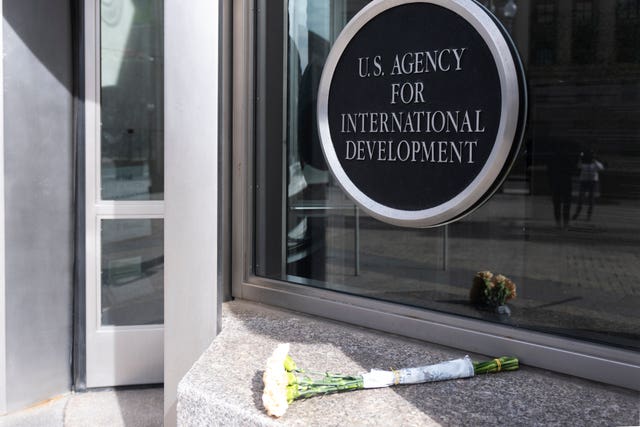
[482,1,640,199]
[519,0,640,199]
[101,0,164,200]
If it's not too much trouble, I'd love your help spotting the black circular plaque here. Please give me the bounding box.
[317,0,527,228]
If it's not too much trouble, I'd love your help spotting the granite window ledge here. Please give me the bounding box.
[177,301,639,426]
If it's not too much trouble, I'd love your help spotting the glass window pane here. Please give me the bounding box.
[254,0,640,352]
[100,0,164,200]
[101,219,163,326]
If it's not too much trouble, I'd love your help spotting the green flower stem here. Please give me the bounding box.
[295,377,364,400]
[286,368,365,401]
[473,357,519,374]
[282,351,519,408]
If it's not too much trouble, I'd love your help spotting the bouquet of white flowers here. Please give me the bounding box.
[262,343,518,417]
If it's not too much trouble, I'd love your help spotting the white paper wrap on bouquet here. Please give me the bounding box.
[361,356,475,388]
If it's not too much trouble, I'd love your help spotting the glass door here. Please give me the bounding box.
[85,0,164,387]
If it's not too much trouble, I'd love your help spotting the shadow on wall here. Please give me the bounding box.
[3,1,74,91]
[2,0,76,413]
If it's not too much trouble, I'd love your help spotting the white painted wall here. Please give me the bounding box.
[164,1,219,425]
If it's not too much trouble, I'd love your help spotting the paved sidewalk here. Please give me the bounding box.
[0,388,163,427]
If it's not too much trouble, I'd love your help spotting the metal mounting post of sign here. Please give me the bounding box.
[354,205,360,276]
[442,225,448,271]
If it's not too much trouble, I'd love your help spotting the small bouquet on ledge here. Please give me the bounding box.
[469,271,517,316]
[262,343,519,417]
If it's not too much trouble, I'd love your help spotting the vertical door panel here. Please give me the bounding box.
[85,0,164,387]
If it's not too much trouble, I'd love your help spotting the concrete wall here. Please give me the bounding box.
[0,0,5,415]
[164,0,219,425]
[2,0,73,412]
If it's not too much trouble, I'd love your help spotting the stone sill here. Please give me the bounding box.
[178,300,639,426]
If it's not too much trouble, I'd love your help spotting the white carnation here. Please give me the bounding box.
[262,384,289,417]
[262,343,291,417]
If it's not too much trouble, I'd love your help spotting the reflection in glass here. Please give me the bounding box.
[100,0,164,200]
[101,219,163,326]
[255,0,640,352]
